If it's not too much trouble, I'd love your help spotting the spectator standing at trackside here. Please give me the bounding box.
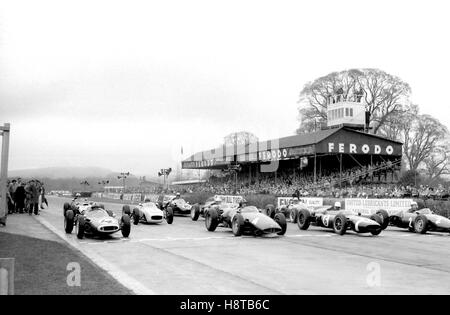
[28,180,40,215]
[14,182,26,214]
[7,180,16,214]
[39,181,48,209]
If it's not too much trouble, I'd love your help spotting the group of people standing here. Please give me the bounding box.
[6,178,48,215]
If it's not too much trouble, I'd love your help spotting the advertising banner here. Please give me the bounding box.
[277,197,323,208]
[214,195,244,205]
[344,198,413,215]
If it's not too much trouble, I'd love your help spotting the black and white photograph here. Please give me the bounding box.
[1,0,450,300]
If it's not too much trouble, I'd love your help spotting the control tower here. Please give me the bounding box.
[326,89,369,131]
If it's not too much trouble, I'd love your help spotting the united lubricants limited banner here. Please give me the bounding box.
[344,198,413,215]
[214,195,244,205]
[277,197,323,208]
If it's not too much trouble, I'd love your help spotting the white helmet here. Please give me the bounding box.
[214,197,222,203]
[334,201,342,209]
[411,201,418,206]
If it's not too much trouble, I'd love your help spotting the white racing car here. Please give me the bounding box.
[130,200,174,225]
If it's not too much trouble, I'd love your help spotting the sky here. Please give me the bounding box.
[1,0,449,176]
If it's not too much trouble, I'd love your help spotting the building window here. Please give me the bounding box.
[350,108,353,117]
[345,108,349,116]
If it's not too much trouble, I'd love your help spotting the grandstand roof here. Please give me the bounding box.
[182,127,403,170]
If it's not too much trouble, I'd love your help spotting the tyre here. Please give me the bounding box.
[375,210,390,230]
[76,216,85,239]
[333,214,347,235]
[369,215,383,236]
[265,204,275,219]
[205,208,219,232]
[289,209,298,223]
[121,214,131,237]
[232,213,245,236]
[297,209,311,230]
[63,202,71,216]
[165,207,174,224]
[191,204,200,221]
[132,208,140,225]
[414,215,429,234]
[64,210,75,234]
[122,205,131,215]
[274,213,287,235]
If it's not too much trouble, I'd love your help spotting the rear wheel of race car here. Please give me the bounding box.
[297,209,311,230]
[369,215,383,236]
[414,215,429,234]
[232,214,245,237]
[121,214,131,238]
[122,205,131,216]
[265,204,275,219]
[191,204,200,221]
[274,213,287,236]
[64,210,74,234]
[76,216,85,239]
[375,210,390,230]
[132,208,140,225]
[290,209,298,223]
[205,208,219,232]
[165,207,174,224]
[333,214,348,235]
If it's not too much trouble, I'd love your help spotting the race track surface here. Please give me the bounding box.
[37,196,450,294]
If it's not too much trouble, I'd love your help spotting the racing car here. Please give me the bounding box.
[204,201,287,237]
[190,196,239,221]
[131,199,174,225]
[296,204,384,236]
[63,201,131,239]
[159,193,193,216]
[389,202,450,234]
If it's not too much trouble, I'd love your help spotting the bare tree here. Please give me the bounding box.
[224,131,259,146]
[297,68,411,134]
[423,144,450,180]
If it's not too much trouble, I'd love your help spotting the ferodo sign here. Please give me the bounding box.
[277,197,323,208]
[345,198,413,215]
[214,195,244,205]
[327,143,394,155]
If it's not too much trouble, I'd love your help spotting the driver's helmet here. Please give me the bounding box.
[411,201,418,210]
[239,198,247,208]
[334,201,342,210]
[75,193,81,197]
[144,198,151,203]
[175,193,181,198]
[91,202,100,209]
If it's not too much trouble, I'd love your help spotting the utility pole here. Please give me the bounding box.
[0,123,10,226]
[158,168,172,191]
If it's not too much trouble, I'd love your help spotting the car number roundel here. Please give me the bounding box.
[322,215,330,227]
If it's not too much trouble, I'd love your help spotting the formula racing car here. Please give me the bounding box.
[204,201,287,237]
[389,202,450,234]
[296,204,383,236]
[131,200,174,225]
[63,201,131,239]
[159,193,193,216]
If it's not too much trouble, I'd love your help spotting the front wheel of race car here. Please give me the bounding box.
[289,209,298,223]
[165,207,174,224]
[205,208,219,232]
[191,204,200,221]
[232,214,245,237]
[274,213,287,236]
[64,210,75,234]
[297,209,311,230]
[369,215,383,236]
[333,214,348,235]
[132,208,140,225]
[121,215,131,238]
[414,215,429,234]
[122,205,131,216]
[375,210,390,230]
[76,216,85,239]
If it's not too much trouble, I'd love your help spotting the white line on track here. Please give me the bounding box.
[34,215,155,295]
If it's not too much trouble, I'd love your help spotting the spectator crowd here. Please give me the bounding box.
[5,178,48,216]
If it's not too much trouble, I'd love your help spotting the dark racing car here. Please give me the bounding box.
[159,193,192,216]
[204,202,287,237]
[63,201,131,239]
[389,202,450,234]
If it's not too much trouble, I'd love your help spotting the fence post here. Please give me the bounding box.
[0,258,14,295]
[0,123,11,226]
